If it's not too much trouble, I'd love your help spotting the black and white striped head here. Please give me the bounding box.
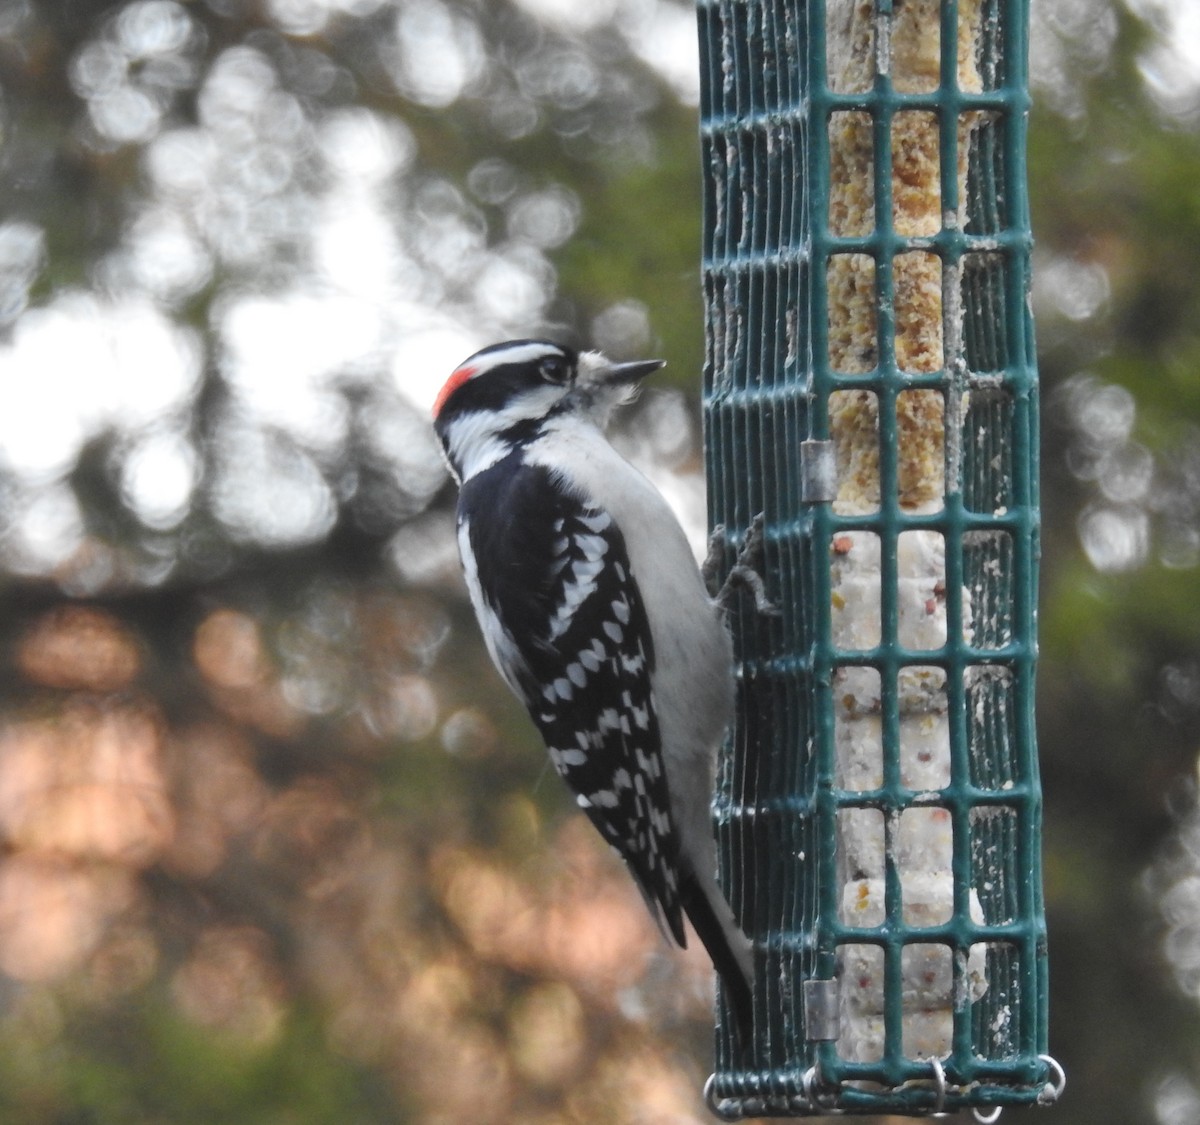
[432,339,664,483]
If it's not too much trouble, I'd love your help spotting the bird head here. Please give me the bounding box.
[432,339,664,482]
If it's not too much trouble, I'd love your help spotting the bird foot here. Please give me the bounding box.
[705,513,780,616]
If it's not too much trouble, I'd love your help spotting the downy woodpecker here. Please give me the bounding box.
[432,338,754,1039]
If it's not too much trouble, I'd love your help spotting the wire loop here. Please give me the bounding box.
[928,1057,947,1115]
[801,1063,841,1112]
[1037,1054,1067,1104]
[703,1074,741,1122]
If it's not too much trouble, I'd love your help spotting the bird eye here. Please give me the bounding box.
[538,356,568,382]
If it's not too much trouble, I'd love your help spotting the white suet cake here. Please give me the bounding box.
[825,0,987,1066]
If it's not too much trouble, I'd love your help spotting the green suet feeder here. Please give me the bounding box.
[698,0,1062,1116]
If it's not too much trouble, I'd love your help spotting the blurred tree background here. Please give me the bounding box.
[0,0,1198,1121]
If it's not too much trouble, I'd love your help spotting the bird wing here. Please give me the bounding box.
[458,458,686,946]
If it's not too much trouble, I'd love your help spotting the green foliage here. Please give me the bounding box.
[0,996,395,1124]
[1027,8,1200,1120]
[557,116,706,382]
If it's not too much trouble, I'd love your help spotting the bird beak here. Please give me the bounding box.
[604,358,666,385]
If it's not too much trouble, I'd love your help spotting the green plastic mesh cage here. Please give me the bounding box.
[698,0,1062,1116]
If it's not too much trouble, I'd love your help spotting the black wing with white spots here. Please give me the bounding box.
[458,455,686,946]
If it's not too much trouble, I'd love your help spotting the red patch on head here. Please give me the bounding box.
[433,363,478,419]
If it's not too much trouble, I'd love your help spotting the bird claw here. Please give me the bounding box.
[701,524,728,592]
[708,513,781,616]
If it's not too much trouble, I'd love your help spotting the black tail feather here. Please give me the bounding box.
[679,875,755,1049]
[630,867,689,949]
